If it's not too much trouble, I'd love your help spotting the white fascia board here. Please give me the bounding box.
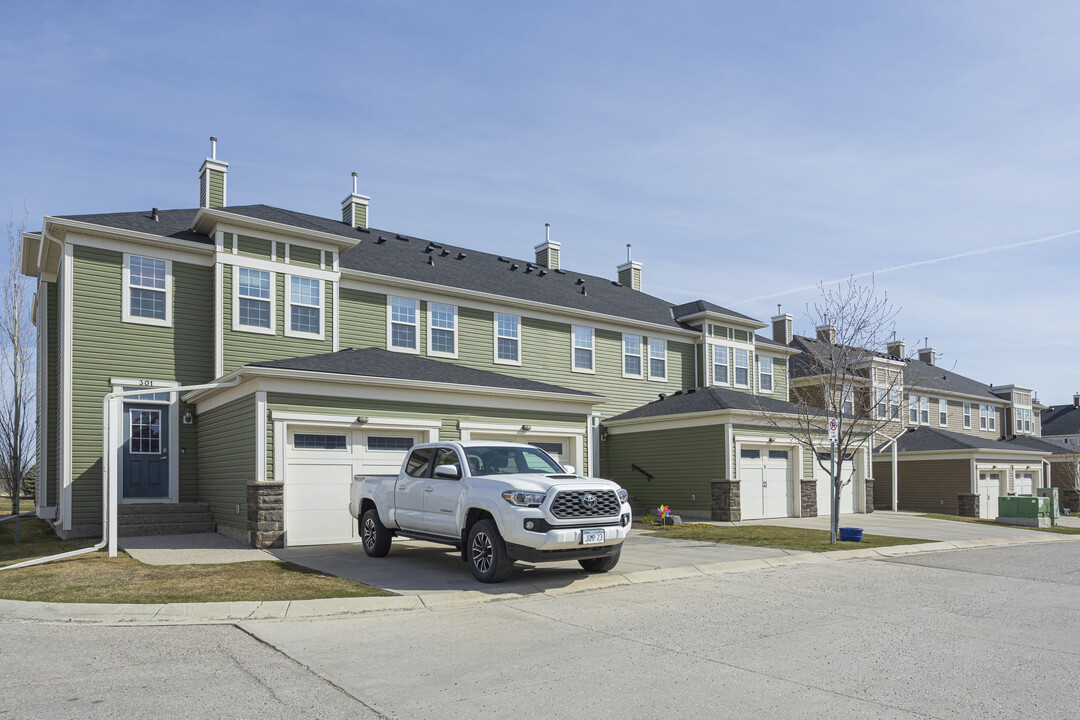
[458,420,586,436]
[904,383,1009,406]
[870,448,1046,462]
[213,222,353,256]
[45,218,215,263]
[20,233,42,277]
[187,368,603,415]
[674,310,768,330]
[192,209,359,250]
[603,406,871,435]
[218,252,338,283]
[270,411,442,429]
[340,272,699,344]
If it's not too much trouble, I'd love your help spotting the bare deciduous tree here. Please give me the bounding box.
[755,277,908,543]
[1,206,36,543]
[1055,450,1080,513]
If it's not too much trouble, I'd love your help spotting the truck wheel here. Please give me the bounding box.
[467,519,513,583]
[579,547,621,573]
[361,508,392,557]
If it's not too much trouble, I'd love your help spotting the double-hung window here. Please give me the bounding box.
[988,406,996,431]
[920,396,930,425]
[876,388,888,419]
[938,398,948,427]
[909,394,919,425]
[236,266,273,332]
[428,303,457,357]
[758,356,773,392]
[712,345,729,385]
[495,313,520,364]
[623,334,642,378]
[572,326,594,372]
[124,254,171,326]
[648,338,667,381]
[389,296,419,351]
[286,276,322,338]
[979,404,988,430]
[889,389,901,419]
[963,402,971,429]
[734,349,749,387]
[841,384,854,415]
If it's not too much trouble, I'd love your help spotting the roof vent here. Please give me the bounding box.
[427,256,434,266]
[440,249,450,257]
[509,263,519,271]
[580,285,587,295]
[151,208,159,222]
[658,393,667,401]
[456,252,466,260]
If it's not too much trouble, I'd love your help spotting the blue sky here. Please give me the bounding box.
[2,1,1078,401]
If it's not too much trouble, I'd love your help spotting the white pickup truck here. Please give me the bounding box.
[349,440,632,583]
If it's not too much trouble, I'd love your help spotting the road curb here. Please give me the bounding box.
[3,532,1077,626]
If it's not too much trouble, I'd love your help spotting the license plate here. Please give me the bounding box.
[581,529,605,545]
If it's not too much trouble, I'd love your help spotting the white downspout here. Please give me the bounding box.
[874,427,910,512]
[2,378,240,571]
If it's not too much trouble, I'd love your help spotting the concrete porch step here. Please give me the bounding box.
[119,521,217,537]
[117,502,211,517]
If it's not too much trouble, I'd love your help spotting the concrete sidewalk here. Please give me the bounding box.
[2,528,1074,626]
[733,510,1059,541]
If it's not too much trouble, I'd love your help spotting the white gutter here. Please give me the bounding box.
[874,427,910,512]
[2,378,240,571]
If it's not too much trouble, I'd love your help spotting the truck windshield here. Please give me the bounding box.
[463,446,565,476]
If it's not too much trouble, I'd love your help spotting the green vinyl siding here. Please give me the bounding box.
[69,245,213,523]
[236,234,273,260]
[731,424,816,478]
[207,168,225,208]
[222,264,334,372]
[289,245,321,269]
[338,287,384,349]
[600,425,722,516]
[45,281,58,507]
[197,394,256,530]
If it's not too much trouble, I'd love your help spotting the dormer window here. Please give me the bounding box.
[712,345,729,385]
[734,348,749,387]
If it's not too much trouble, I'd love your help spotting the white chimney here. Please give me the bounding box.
[199,136,228,209]
[341,171,370,229]
[534,223,561,270]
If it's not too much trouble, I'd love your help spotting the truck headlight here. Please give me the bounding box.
[617,489,628,503]
[502,491,547,507]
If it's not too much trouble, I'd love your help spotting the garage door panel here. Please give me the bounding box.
[739,446,791,520]
[815,455,857,515]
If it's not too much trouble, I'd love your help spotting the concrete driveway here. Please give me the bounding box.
[736,510,1055,541]
[271,533,798,596]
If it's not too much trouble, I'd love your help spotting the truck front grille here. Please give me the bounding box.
[550,490,621,519]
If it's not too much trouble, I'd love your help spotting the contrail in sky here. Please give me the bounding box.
[733,227,1080,306]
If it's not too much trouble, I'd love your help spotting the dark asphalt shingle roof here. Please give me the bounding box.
[606,385,807,422]
[878,426,1046,454]
[248,347,598,398]
[1041,404,1080,437]
[670,300,761,324]
[1003,434,1073,456]
[902,359,1002,401]
[58,204,701,331]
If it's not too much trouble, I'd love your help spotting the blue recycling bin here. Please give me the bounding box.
[838,527,863,542]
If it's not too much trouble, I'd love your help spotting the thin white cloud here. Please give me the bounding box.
[732,227,1080,306]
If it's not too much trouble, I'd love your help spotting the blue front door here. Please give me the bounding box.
[123,403,170,499]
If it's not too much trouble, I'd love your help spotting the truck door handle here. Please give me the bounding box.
[424,487,434,493]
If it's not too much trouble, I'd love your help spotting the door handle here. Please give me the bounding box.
[424,487,434,493]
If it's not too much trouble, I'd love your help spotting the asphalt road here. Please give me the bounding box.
[6,541,1080,719]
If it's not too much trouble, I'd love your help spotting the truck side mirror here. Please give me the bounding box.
[434,464,461,480]
[561,465,576,475]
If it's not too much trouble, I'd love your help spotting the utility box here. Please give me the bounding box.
[1037,487,1060,526]
[997,495,1050,527]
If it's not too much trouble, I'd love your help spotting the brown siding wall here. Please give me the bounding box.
[873,458,970,513]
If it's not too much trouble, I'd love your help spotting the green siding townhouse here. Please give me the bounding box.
[20,140,837,548]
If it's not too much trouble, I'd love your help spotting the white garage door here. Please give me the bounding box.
[1013,472,1034,496]
[469,434,573,468]
[978,472,1001,519]
[284,428,419,546]
[739,447,792,520]
[815,452,858,516]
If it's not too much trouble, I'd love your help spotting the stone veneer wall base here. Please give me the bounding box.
[957,493,979,518]
[800,479,817,517]
[864,476,874,514]
[711,479,741,522]
[247,481,285,548]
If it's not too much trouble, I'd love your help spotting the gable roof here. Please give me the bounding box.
[247,346,599,399]
[1003,434,1074,456]
[879,426,1044,454]
[53,204,703,332]
[605,385,808,422]
[1041,404,1080,437]
[670,300,763,326]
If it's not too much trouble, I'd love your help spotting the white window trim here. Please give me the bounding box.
[963,401,971,429]
[758,355,773,393]
[622,333,643,379]
[571,325,595,374]
[122,253,172,327]
[711,344,731,387]
[938,397,948,427]
[647,337,667,382]
[988,405,996,431]
[387,296,420,354]
[284,275,324,341]
[733,348,750,388]
[920,395,930,425]
[232,265,276,335]
[427,302,458,359]
[493,312,522,366]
